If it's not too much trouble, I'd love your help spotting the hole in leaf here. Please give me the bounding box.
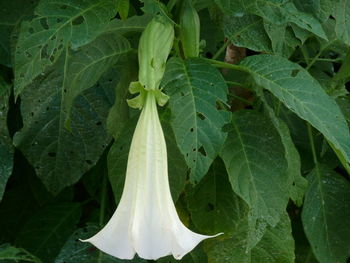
[207,203,215,211]
[197,112,206,120]
[190,128,194,132]
[205,52,213,58]
[56,18,62,23]
[40,18,49,30]
[85,160,92,165]
[46,107,49,111]
[40,44,49,59]
[72,16,85,26]
[50,35,57,41]
[291,69,299,77]
[25,51,32,58]
[192,148,196,152]
[48,152,56,157]
[198,146,206,156]
[96,121,102,126]
[180,92,185,96]
[31,112,34,116]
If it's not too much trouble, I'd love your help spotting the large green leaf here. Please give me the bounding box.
[14,0,118,96]
[240,54,350,168]
[107,56,138,139]
[263,22,299,57]
[63,33,130,117]
[108,113,187,204]
[106,14,152,35]
[334,0,350,45]
[0,77,13,202]
[251,1,327,39]
[0,244,42,263]
[0,0,38,66]
[187,159,249,236]
[302,164,350,263]
[16,203,81,262]
[293,0,334,22]
[216,0,326,39]
[260,93,307,206]
[223,14,272,53]
[13,54,117,194]
[55,224,146,263]
[161,58,230,183]
[207,212,295,263]
[0,184,39,242]
[220,111,289,248]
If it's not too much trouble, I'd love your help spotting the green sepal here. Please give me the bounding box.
[127,82,146,109]
[127,81,169,109]
[154,89,169,106]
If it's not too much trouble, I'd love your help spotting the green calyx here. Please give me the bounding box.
[127,81,169,109]
[138,17,175,91]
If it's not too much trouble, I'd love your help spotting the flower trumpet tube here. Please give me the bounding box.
[81,91,220,260]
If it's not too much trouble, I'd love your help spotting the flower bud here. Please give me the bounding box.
[180,1,200,58]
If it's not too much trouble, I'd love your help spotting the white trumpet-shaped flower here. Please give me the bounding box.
[81,91,219,260]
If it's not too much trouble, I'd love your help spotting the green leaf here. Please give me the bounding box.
[263,22,299,57]
[14,0,118,96]
[334,0,350,45]
[302,164,350,263]
[105,15,152,36]
[0,184,39,242]
[260,93,307,206]
[223,14,272,53]
[240,54,350,169]
[0,244,42,263]
[162,58,230,182]
[13,56,116,194]
[108,113,187,204]
[187,159,249,236]
[0,77,13,202]
[252,1,327,39]
[63,33,130,118]
[293,0,334,22]
[217,0,327,39]
[207,212,295,263]
[16,203,81,262]
[107,56,138,139]
[55,224,146,263]
[214,0,255,16]
[220,110,289,248]
[0,0,38,66]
